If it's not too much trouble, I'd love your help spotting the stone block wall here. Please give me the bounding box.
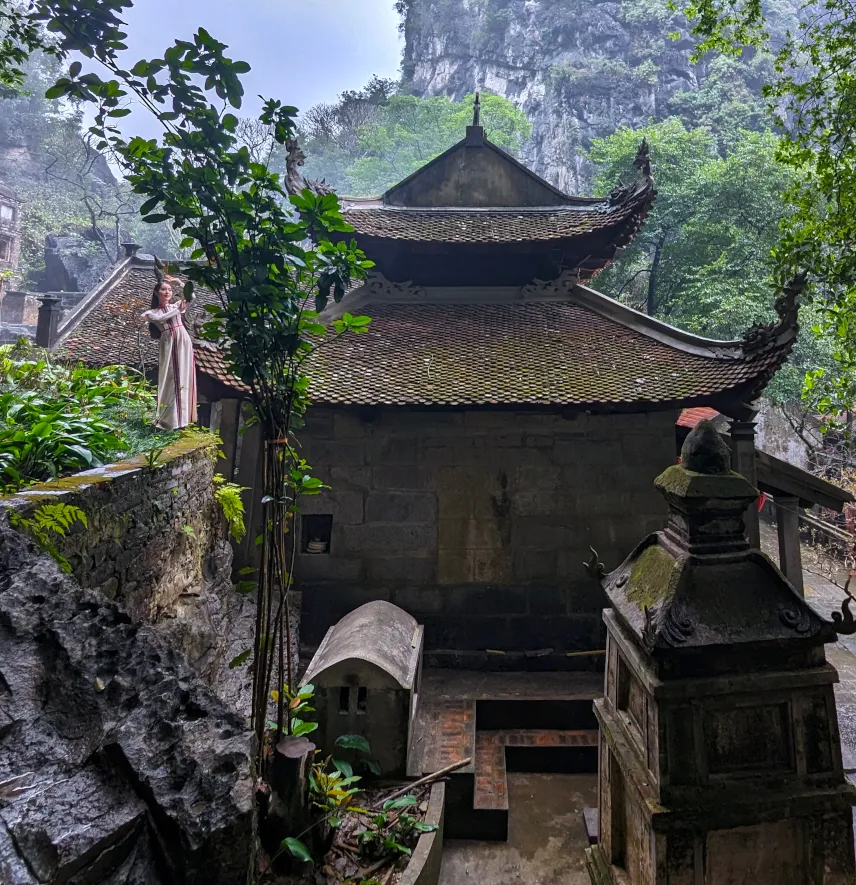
[0,437,248,692]
[296,407,679,668]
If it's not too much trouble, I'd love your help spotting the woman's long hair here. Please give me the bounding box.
[149,284,162,340]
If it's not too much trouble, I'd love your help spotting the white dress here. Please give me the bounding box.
[141,302,198,430]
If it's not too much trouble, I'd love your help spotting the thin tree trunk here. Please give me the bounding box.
[647,233,666,316]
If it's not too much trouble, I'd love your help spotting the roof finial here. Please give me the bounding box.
[472,92,481,128]
[633,137,652,180]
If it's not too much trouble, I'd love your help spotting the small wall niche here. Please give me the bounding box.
[302,514,333,554]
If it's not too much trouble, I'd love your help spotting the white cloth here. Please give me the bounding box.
[141,303,198,430]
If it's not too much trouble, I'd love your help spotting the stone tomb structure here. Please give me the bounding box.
[586,421,856,884]
[302,600,423,777]
[57,118,802,671]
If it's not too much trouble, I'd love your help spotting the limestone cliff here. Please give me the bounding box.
[398,0,800,192]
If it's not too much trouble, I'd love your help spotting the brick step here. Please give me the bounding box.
[471,728,599,842]
[409,698,475,777]
[405,670,603,841]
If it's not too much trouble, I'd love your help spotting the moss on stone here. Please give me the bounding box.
[626,544,676,609]
[0,435,218,512]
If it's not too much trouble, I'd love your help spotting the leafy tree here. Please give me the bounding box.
[589,118,718,318]
[589,118,834,403]
[301,87,532,195]
[679,0,856,420]
[2,0,374,794]
[299,75,397,193]
[666,54,767,152]
[0,49,172,279]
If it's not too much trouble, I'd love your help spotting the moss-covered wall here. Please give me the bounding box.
[0,437,238,683]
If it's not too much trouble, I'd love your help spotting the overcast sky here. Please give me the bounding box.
[105,0,403,137]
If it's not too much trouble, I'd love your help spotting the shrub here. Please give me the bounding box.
[0,339,176,492]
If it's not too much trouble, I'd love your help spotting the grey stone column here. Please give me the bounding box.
[35,295,62,348]
[234,408,264,570]
[209,398,241,480]
[729,418,761,549]
[775,494,804,596]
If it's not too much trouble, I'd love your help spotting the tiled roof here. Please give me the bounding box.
[677,407,721,429]
[0,181,19,202]
[56,264,214,370]
[57,263,791,410]
[302,302,785,407]
[194,342,247,392]
[341,181,654,245]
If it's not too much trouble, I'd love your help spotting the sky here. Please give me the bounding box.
[101,0,404,138]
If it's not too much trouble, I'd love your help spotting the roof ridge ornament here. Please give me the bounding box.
[520,269,580,300]
[284,138,333,196]
[365,271,426,302]
[633,137,652,181]
[742,272,806,355]
[465,92,485,145]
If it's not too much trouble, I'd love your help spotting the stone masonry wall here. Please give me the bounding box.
[0,437,250,697]
[297,408,679,669]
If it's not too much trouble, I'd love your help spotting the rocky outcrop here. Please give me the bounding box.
[40,231,119,294]
[398,0,801,192]
[1,438,255,717]
[0,515,255,884]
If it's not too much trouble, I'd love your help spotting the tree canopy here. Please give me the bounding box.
[589,117,835,403]
[300,87,532,195]
[679,0,856,420]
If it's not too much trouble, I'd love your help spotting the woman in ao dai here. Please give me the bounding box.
[141,279,197,430]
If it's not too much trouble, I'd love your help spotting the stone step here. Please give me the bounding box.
[419,666,603,702]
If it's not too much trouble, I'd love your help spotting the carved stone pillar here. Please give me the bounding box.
[775,494,804,596]
[729,417,760,548]
[585,420,856,885]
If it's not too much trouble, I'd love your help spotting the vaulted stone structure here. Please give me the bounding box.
[586,421,856,884]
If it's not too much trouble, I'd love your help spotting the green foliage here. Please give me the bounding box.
[280,732,376,865]
[0,341,172,491]
[588,118,836,403]
[0,50,173,282]
[357,794,438,860]
[270,682,318,737]
[228,647,252,669]
[309,763,364,827]
[280,837,312,864]
[301,89,531,196]
[143,447,165,469]
[211,475,246,542]
[679,0,856,418]
[9,501,87,573]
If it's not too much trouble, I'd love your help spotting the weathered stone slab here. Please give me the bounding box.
[1,764,146,884]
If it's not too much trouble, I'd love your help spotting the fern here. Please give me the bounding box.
[9,501,87,573]
[212,475,247,542]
